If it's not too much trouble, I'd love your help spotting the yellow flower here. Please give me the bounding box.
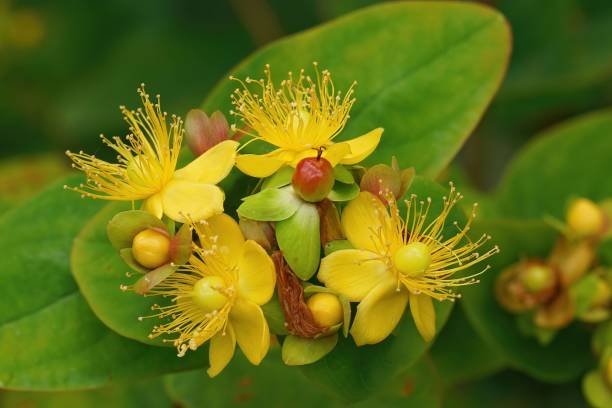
[145,214,276,377]
[229,63,383,178]
[65,85,238,222]
[318,185,499,345]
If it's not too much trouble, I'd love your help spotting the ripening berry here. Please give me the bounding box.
[292,156,335,202]
[566,198,604,238]
[519,264,555,293]
[132,228,171,269]
[307,292,343,328]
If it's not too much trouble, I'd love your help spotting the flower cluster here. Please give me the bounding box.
[66,64,498,377]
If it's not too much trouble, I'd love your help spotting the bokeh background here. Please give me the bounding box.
[1,0,611,406]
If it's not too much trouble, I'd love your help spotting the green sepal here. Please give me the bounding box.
[238,187,301,221]
[583,370,612,408]
[169,222,192,265]
[261,293,288,335]
[133,263,177,295]
[281,333,338,366]
[276,203,320,280]
[324,239,353,256]
[304,285,352,337]
[107,210,166,250]
[119,248,148,274]
[333,165,354,184]
[571,274,600,316]
[261,166,294,190]
[163,216,176,237]
[327,182,360,202]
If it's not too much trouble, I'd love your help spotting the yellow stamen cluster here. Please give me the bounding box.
[64,85,183,200]
[141,219,237,357]
[371,183,499,301]
[229,62,356,150]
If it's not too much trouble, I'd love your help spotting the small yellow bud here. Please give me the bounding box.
[307,293,343,328]
[394,242,431,277]
[192,276,228,313]
[567,198,604,238]
[132,229,171,269]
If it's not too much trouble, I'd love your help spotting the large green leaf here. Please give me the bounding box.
[0,378,173,408]
[203,1,510,177]
[460,219,594,382]
[497,109,612,219]
[0,176,209,390]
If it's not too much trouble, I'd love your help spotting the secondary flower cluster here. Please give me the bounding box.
[496,198,612,343]
[66,64,498,376]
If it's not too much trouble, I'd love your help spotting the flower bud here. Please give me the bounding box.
[566,198,604,238]
[239,218,275,252]
[360,157,414,204]
[518,264,556,293]
[549,239,595,286]
[307,293,343,329]
[185,109,233,157]
[132,228,171,269]
[292,156,335,202]
[496,260,557,312]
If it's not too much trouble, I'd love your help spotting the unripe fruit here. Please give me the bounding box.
[307,293,343,328]
[394,242,431,277]
[567,198,604,238]
[132,228,171,269]
[292,156,335,202]
[519,264,555,293]
[192,276,228,313]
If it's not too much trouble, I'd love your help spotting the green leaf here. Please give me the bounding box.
[237,187,301,221]
[497,109,612,219]
[261,166,294,190]
[282,334,338,366]
[261,293,288,336]
[583,370,612,408]
[460,219,594,382]
[275,202,321,280]
[327,181,360,202]
[72,202,170,345]
[164,348,333,408]
[203,2,510,178]
[599,237,612,267]
[0,176,208,390]
[0,378,174,408]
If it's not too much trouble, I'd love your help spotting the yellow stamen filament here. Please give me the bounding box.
[229,62,356,151]
[137,219,238,357]
[64,84,183,200]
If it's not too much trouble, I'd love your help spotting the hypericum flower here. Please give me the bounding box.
[318,184,499,345]
[144,214,276,377]
[229,63,383,178]
[65,85,238,222]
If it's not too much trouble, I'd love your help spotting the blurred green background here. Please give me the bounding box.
[1,0,611,406]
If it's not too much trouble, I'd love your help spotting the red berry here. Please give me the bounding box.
[292,156,335,202]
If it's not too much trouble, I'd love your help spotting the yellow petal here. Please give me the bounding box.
[207,324,236,377]
[340,128,383,165]
[341,191,391,253]
[238,240,276,305]
[318,249,392,302]
[142,193,163,219]
[236,149,289,178]
[174,140,239,184]
[161,179,224,222]
[289,143,351,167]
[409,294,436,342]
[230,297,270,365]
[350,279,409,346]
[207,213,245,261]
